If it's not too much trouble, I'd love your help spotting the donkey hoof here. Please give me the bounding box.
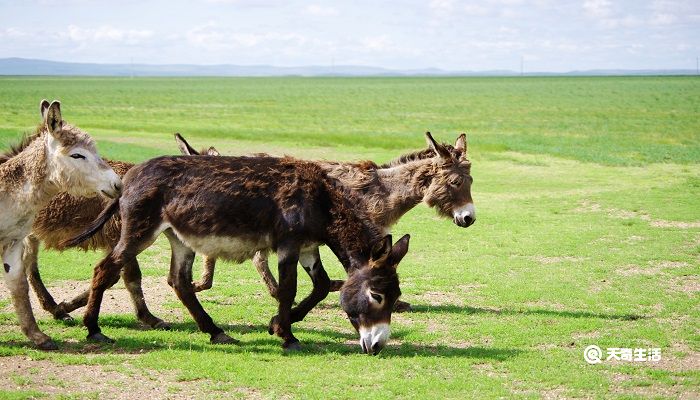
[393,300,412,313]
[54,312,74,322]
[87,332,115,344]
[210,332,239,345]
[152,320,171,330]
[37,339,58,351]
[283,340,301,352]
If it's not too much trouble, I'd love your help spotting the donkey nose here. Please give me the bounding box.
[371,341,384,356]
[455,215,475,227]
[113,181,122,194]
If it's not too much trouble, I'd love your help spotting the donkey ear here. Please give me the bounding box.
[425,131,451,160]
[206,147,221,156]
[455,133,467,159]
[174,132,199,155]
[39,99,50,119]
[370,234,393,264]
[390,234,410,268]
[45,101,63,136]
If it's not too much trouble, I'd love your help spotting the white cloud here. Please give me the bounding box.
[0,28,27,38]
[361,35,393,52]
[649,13,676,25]
[583,0,612,18]
[65,25,153,44]
[185,22,314,53]
[201,0,283,6]
[305,4,339,17]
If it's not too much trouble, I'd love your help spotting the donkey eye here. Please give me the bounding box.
[450,178,463,186]
[70,153,86,160]
[370,292,384,303]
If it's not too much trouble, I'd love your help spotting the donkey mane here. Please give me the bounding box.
[0,125,43,165]
[379,143,459,168]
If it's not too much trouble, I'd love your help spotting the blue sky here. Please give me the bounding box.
[0,0,698,71]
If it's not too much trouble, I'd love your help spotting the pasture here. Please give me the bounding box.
[0,76,698,399]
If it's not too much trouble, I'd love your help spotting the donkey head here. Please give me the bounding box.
[422,132,476,228]
[174,132,220,156]
[340,234,410,355]
[40,100,122,199]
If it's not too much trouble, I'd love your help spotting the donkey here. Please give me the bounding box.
[0,100,121,350]
[25,134,219,326]
[185,132,475,316]
[65,155,410,354]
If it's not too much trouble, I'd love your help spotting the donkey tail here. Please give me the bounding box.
[61,197,120,247]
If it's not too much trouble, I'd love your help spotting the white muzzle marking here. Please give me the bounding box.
[453,203,476,226]
[359,323,390,355]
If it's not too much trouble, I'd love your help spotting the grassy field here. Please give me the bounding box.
[0,76,697,399]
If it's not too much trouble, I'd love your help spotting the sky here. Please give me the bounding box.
[0,0,698,72]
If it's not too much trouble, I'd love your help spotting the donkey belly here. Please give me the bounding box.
[172,229,272,264]
[0,199,34,246]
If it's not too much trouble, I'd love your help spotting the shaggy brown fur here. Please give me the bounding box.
[24,159,169,328]
[0,130,41,165]
[25,135,218,325]
[215,133,474,316]
[66,154,409,352]
[0,99,121,350]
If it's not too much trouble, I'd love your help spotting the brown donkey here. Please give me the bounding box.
[0,100,121,349]
[25,134,219,325]
[187,132,475,315]
[66,155,410,354]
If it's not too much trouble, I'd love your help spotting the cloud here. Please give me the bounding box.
[65,25,153,44]
[0,28,27,38]
[200,0,283,6]
[305,4,339,17]
[583,0,612,18]
[185,22,316,53]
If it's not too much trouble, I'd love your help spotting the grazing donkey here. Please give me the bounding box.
[25,134,219,325]
[66,155,410,354]
[0,100,121,349]
[185,132,475,315]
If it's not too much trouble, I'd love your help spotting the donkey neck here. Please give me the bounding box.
[368,158,435,227]
[0,133,61,207]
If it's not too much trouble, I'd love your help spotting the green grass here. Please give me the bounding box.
[0,76,698,399]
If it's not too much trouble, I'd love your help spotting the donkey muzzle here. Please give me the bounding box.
[453,203,476,228]
[359,323,390,355]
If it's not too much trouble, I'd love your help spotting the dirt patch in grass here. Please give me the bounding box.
[610,371,698,399]
[524,300,568,311]
[667,275,700,293]
[531,256,586,265]
[0,355,262,399]
[0,277,185,322]
[412,290,467,307]
[472,362,507,379]
[654,349,700,373]
[576,201,700,229]
[510,384,569,400]
[616,261,690,276]
[571,330,602,340]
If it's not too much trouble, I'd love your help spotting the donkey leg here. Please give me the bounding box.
[121,259,170,330]
[165,230,235,344]
[3,240,57,350]
[268,242,300,350]
[253,251,279,300]
[192,256,215,292]
[289,248,330,324]
[83,252,123,343]
[23,236,73,321]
